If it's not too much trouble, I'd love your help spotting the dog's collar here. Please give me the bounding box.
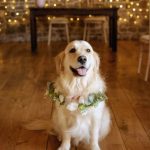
[46,82,107,114]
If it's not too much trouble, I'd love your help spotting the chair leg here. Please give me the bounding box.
[103,22,108,44]
[138,44,143,73]
[65,24,70,43]
[145,47,150,81]
[87,25,90,42]
[48,23,52,46]
[83,23,87,40]
[87,31,90,41]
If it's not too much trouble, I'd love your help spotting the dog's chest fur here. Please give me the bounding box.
[52,70,106,144]
[53,100,105,144]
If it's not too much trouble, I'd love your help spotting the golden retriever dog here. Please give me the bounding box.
[26,40,111,150]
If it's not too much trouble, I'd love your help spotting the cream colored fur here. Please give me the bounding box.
[25,40,111,150]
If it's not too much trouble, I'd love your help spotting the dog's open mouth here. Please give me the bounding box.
[70,66,88,76]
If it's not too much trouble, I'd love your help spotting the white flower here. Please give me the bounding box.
[59,95,64,103]
[88,95,94,102]
[79,96,85,104]
[66,102,78,111]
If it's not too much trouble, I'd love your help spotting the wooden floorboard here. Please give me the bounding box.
[0,41,150,150]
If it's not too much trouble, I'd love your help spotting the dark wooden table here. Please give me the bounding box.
[30,7,118,53]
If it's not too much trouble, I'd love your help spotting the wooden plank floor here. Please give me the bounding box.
[0,40,150,150]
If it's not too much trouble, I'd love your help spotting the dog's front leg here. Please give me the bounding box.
[58,131,71,150]
[90,119,101,150]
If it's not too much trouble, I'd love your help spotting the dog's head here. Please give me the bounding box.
[55,40,100,77]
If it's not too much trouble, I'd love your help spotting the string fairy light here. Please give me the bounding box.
[127,5,131,8]
[45,3,49,7]
[130,2,134,5]
[132,8,136,11]
[25,5,29,9]
[77,17,80,21]
[0,0,149,37]
[11,6,15,9]
[8,19,12,23]
[134,21,137,24]
[70,18,74,21]
[22,18,26,22]
[123,18,127,22]
[16,12,19,16]
[130,14,133,17]
[14,19,17,23]
[120,5,123,8]
[12,0,16,4]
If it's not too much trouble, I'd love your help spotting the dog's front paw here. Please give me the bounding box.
[58,145,70,150]
[90,144,101,150]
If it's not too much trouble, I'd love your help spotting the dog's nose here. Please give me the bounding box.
[77,56,87,65]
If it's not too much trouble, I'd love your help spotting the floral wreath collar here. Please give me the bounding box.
[46,82,107,114]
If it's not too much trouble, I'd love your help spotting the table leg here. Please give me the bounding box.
[111,13,118,52]
[30,14,37,53]
[109,16,112,48]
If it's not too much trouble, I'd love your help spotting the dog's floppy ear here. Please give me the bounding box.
[93,51,100,73]
[55,51,65,74]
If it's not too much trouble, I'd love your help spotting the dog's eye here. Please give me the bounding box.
[86,49,91,53]
[69,48,76,53]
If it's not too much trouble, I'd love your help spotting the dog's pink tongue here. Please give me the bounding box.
[76,68,87,76]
